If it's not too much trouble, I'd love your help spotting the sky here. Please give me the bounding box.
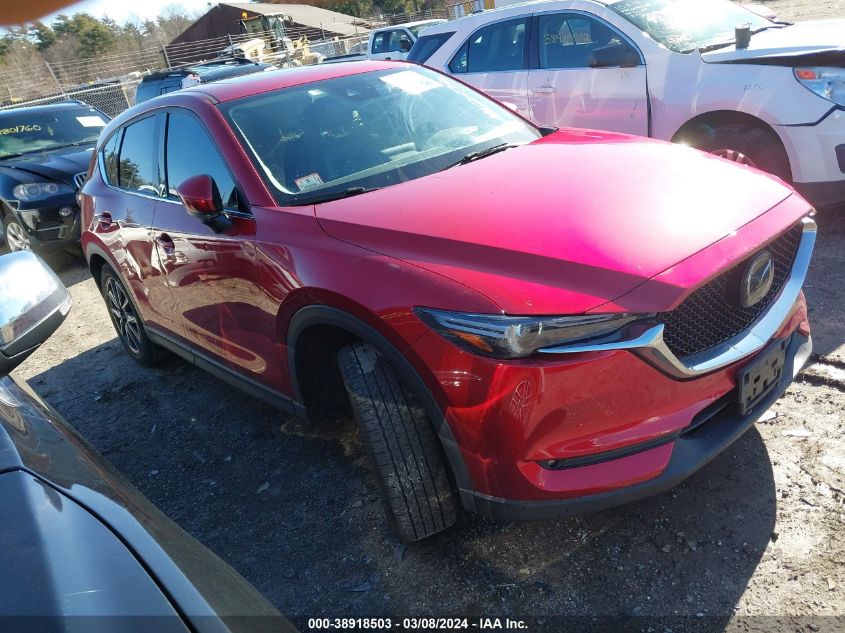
[43,0,214,24]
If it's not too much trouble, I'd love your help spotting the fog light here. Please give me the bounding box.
[59,207,73,218]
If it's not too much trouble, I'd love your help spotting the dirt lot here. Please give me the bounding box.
[764,0,844,21]
[10,4,845,631]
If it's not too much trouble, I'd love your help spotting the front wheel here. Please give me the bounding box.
[338,342,458,542]
[4,217,33,252]
[100,266,163,366]
[691,124,792,182]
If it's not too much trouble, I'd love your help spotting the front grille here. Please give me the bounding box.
[73,172,87,189]
[658,223,804,360]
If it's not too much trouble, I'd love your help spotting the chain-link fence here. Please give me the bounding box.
[0,8,449,117]
[0,78,142,118]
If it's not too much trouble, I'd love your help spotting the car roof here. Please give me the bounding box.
[385,18,447,29]
[140,59,267,83]
[421,0,608,32]
[187,60,401,103]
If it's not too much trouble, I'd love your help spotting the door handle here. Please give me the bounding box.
[532,85,557,94]
[155,233,176,256]
[94,211,113,229]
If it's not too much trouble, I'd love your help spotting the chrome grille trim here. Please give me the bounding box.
[538,217,817,379]
[658,223,803,358]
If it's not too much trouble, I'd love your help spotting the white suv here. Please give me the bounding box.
[409,0,845,207]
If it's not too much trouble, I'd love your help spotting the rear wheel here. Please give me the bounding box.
[338,342,458,542]
[691,123,792,182]
[4,217,33,252]
[100,266,163,366]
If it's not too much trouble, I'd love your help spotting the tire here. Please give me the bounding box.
[4,216,34,253]
[338,342,458,542]
[100,265,164,366]
[691,123,792,182]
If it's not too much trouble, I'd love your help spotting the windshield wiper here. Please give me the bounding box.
[697,39,737,53]
[752,23,790,33]
[294,186,381,206]
[442,143,517,171]
[44,141,95,151]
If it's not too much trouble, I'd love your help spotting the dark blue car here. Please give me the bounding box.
[135,58,275,103]
[0,101,109,253]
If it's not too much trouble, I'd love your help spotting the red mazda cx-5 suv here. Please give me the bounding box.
[81,61,815,542]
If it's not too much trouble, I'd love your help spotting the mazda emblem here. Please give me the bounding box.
[741,251,774,307]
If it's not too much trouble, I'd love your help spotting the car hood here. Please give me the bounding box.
[315,130,795,315]
[0,376,292,632]
[0,144,95,185]
[702,20,845,62]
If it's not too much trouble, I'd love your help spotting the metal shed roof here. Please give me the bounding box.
[221,3,367,37]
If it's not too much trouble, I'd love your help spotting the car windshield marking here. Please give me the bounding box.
[0,140,94,161]
[0,108,105,158]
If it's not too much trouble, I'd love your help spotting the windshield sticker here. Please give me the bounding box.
[76,115,107,128]
[380,70,441,95]
[295,173,324,190]
[0,124,42,135]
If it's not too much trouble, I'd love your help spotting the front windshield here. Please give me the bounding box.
[0,106,107,158]
[220,66,540,204]
[609,0,774,53]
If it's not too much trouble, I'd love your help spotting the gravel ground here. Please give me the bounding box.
[764,0,844,21]
[10,4,845,631]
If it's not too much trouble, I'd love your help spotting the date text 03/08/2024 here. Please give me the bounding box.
[307,618,529,630]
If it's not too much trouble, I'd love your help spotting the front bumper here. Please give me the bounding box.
[461,331,811,520]
[777,107,845,207]
[411,293,810,506]
[13,205,81,250]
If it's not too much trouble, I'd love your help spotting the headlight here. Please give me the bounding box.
[415,308,646,359]
[12,182,70,201]
[794,67,845,106]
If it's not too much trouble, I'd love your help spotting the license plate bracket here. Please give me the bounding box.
[738,339,787,415]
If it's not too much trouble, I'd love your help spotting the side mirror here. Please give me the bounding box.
[175,174,232,234]
[0,252,71,377]
[589,42,641,69]
[400,38,412,52]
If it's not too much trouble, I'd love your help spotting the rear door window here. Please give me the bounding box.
[117,116,161,195]
[101,130,122,186]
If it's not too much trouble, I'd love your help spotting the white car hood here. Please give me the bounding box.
[702,20,845,62]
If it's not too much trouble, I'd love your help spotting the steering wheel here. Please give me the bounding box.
[405,95,444,149]
[422,126,479,150]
